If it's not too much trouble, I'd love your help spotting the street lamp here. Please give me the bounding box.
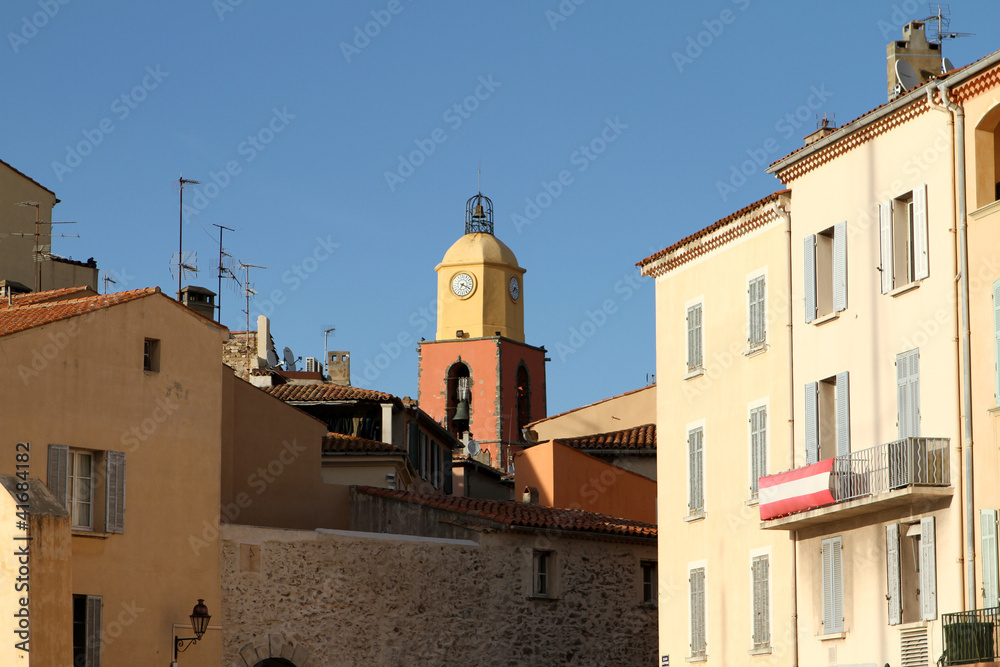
[171,599,211,666]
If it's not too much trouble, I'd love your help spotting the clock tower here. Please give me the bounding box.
[417,192,547,473]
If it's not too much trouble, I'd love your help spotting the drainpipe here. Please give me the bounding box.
[927,83,975,610]
[779,201,799,667]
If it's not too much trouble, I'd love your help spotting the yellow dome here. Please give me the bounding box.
[441,233,519,267]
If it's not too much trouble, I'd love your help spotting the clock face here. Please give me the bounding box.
[509,276,520,301]
[451,272,474,297]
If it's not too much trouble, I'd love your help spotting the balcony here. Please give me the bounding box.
[942,607,1000,666]
[760,437,952,530]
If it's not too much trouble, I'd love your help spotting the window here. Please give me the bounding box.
[143,338,159,372]
[804,221,847,322]
[533,550,554,597]
[879,184,928,293]
[896,349,920,438]
[73,594,102,667]
[688,426,704,515]
[752,554,770,650]
[516,365,531,438]
[749,405,767,500]
[689,566,706,657]
[686,301,703,372]
[747,273,766,351]
[821,536,844,634]
[886,517,937,625]
[47,445,126,534]
[430,441,440,489]
[981,510,999,608]
[804,372,850,464]
[642,561,657,605]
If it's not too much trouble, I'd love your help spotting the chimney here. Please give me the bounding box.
[521,486,539,504]
[887,21,941,101]
[804,116,837,146]
[327,350,352,386]
[178,285,216,321]
[256,314,270,364]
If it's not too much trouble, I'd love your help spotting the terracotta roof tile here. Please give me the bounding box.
[0,288,159,338]
[357,487,656,540]
[555,424,655,452]
[265,384,399,403]
[0,286,97,308]
[323,433,404,454]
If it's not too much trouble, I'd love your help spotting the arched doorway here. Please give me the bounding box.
[252,660,297,667]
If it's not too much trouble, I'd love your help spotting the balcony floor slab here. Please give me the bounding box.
[761,486,953,530]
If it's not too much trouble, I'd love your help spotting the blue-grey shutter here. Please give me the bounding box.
[836,372,850,457]
[912,184,929,281]
[897,350,920,439]
[689,428,704,513]
[880,201,894,293]
[981,510,999,608]
[804,235,817,323]
[86,595,102,667]
[823,536,844,633]
[805,383,819,464]
[886,524,902,625]
[752,555,770,648]
[750,407,766,498]
[105,451,126,534]
[690,568,706,655]
[833,221,847,312]
[748,276,765,347]
[687,304,702,369]
[920,516,937,620]
[46,444,69,508]
[994,279,1000,406]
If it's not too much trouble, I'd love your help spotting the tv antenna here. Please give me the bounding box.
[102,273,117,295]
[323,326,336,378]
[12,202,78,292]
[238,260,268,367]
[177,176,200,300]
[212,224,236,323]
[924,4,972,73]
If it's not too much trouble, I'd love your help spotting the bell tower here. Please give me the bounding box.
[417,192,547,473]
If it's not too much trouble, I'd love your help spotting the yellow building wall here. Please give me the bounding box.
[0,295,224,666]
[652,204,794,665]
[527,384,655,441]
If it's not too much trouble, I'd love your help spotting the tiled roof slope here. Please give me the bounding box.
[556,424,655,452]
[265,384,399,403]
[358,486,656,540]
[1,286,96,307]
[323,433,404,454]
[0,288,159,337]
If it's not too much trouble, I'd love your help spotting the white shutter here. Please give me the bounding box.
[896,350,920,439]
[920,516,937,620]
[886,524,902,625]
[833,221,847,312]
[804,235,817,323]
[86,595,102,667]
[880,201,894,293]
[836,372,850,457]
[105,451,126,534]
[46,444,69,508]
[993,279,1000,406]
[822,537,844,633]
[912,184,929,281]
[805,383,819,464]
[981,509,999,608]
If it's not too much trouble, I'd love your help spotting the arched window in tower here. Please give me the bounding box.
[516,365,531,441]
[446,362,472,439]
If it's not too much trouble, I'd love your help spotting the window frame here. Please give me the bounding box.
[879,184,929,294]
[143,338,160,372]
[747,269,767,352]
[748,400,768,501]
[686,420,706,517]
[532,550,555,598]
[68,450,94,531]
[72,593,102,667]
[804,222,847,323]
[685,296,704,374]
[821,536,844,634]
[641,560,657,606]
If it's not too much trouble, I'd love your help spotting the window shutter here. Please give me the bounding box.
[444,452,453,495]
[920,516,937,620]
[912,184,929,281]
[86,595,102,667]
[822,538,838,633]
[982,510,999,608]
[879,201,894,293]
[46,444,69,508]
[827,536,844,633]
[750,407,766,497]
[833,221,847,312]
[886,524,902,625]
[896,350,920,439]
[687,304,702,370]
[993,279,1000,406]
[407,423,418,466]
[805,383,819,464]
[690,568,706,654]
[836,372,850,457]
[688,428,704,512]
[752,555,770,647]
[804,235,817,323]
[694,305,702,368]
[104,451,126,534]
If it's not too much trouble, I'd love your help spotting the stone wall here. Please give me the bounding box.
[221,524,657,666]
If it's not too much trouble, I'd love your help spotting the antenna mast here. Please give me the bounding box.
[13,201,78,292]
[238,260,268,369]
[213,224,235,323]
[178,176,200,300]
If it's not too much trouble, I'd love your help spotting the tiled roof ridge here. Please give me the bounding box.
[637,191,787,271]
[0,288,160,338]
[1,285,94,307]
[554,423,656,451]
[323,432,404,454]
[6,287,157,310]
[265,383,400,404]
[357,486,656,539]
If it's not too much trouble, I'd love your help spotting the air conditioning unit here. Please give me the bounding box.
[304,356,320,373]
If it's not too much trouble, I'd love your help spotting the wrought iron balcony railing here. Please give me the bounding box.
[942,607,1000,665]
[832,437,949,502]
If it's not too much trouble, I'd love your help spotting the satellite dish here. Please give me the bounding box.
[266,349,278,367]
[467,439,480,456]
[943,58,954,73]
[895,59,920,92]
[283,347,297,372]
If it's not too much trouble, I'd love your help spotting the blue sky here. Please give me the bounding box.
[2,1,998,415]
